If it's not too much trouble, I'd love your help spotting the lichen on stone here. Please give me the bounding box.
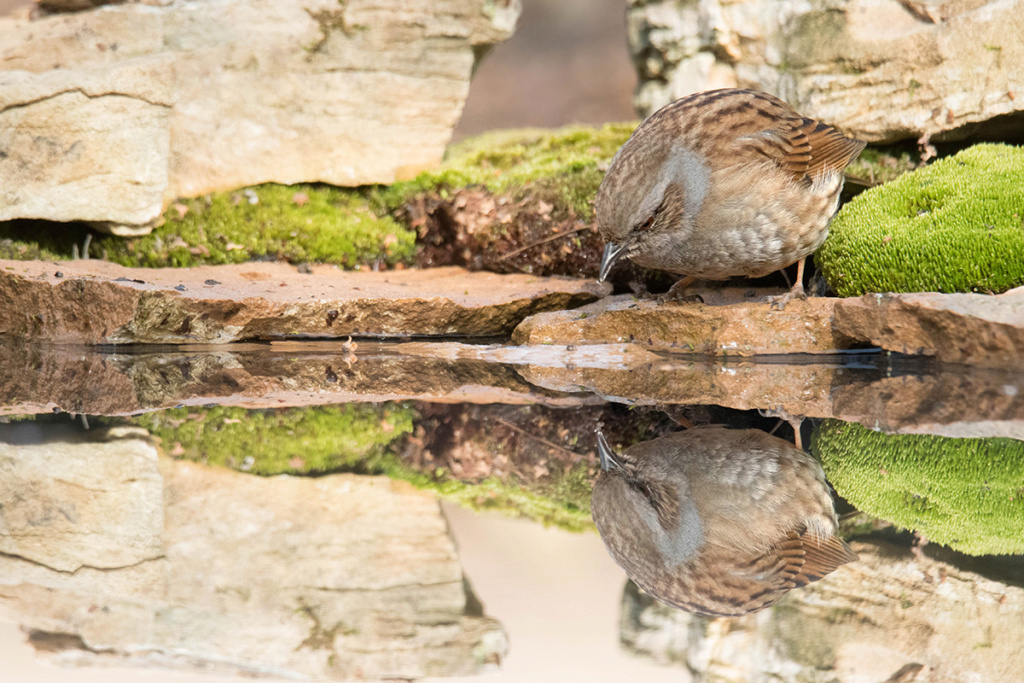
[811,419,1024,555]
[818,143,1024,296]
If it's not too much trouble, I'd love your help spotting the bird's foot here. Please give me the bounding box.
[765,281,807,311]
[658,275,701,304]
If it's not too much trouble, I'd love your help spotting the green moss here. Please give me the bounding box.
[105,184,416,268]
[0,185,416,269]
[811,419,1024,555]
[844,145,920,185]
[819,144,1024,296]
[372,123,636,220]
[131,403,593,532]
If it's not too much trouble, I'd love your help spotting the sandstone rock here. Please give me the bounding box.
[0,259,605,344]
[628,0,1024,144]
[621,538,1024,683]
[0,0,519,232]
[834,287,1024,367]
[0,58,172,230]
[512,293,852,355]
[0,428,506,679]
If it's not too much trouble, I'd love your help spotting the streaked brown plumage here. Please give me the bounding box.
[596,88,865,303]
[591,426,857,617]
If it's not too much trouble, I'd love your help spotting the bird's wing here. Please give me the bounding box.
[733,115,866,180]
[747,528,859,587]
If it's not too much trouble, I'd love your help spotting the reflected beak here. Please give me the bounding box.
[596,431,621,472]
[598,242,626,283]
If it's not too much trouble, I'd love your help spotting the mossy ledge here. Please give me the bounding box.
[0,124,635,273]
[818,144,1024,297]
[811,419,1024,556]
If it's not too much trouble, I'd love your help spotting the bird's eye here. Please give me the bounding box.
[635,215,655,232]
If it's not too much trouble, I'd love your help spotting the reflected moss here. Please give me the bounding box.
[811,420,1024,555]
[134,404,415,474]
[819,144,1024,296]
[132,404,594,532]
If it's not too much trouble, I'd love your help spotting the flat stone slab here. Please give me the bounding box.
[834,287,1024,368]
[512,293,850,355]
[0,259,606,344]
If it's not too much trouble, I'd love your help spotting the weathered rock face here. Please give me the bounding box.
[834,287,1024,367]
[628,0,1024,144]
[0,0,520,232]
[620,538,1024,683]
[0,426,506,679]
[0,259,604,343]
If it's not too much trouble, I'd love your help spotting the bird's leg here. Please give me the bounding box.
[660,405,695,429]
[761,407,805,450]
[766,258,808,310]
[659,275,701,303]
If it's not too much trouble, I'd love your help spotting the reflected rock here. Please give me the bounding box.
[813,419,1024,556]
[0,339,594,418]
[513,293,850,356]
[621,539,1024,683]
[0,425,505,679]
[831,366,1024,440]
[592,427,856,617]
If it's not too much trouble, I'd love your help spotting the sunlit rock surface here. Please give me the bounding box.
[621,539,1024,683]
[0,427,506,679]
[628,0,1024,144]
[0,259,604,343]
[835,287,1024,367]
[0,0,520,232]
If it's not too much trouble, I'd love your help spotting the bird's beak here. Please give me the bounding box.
[597,242,625,283]
[596,431,621,471]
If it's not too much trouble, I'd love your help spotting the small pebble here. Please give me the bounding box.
[204,279,220,286]
[175,284,186,291]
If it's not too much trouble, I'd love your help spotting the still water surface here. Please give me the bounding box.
[1,339,1021,682]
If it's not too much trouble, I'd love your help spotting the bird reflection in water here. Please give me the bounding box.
[592,426,857,617]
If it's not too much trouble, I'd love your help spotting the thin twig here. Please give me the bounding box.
[497,224,591,262]
[493,418,581,459]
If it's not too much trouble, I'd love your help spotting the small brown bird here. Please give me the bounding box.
[596,88,865,304]
[592,427,857,617]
